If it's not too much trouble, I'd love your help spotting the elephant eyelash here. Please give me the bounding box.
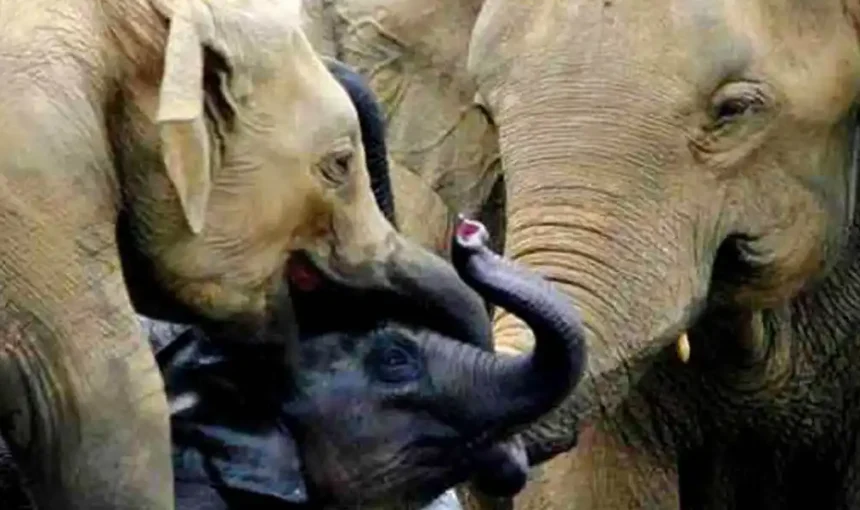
[318,150,353,187]
[705,82,774,131]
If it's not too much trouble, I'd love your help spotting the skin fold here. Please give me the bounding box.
[304,0,860,508]
[0,1,493,509]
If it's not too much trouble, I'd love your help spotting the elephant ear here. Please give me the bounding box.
[153,323,310,504]
[155,0,215,235]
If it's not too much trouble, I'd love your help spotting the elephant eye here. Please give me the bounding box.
[708,82,771,128]
[318,148,354,187]
[366,340,423,384]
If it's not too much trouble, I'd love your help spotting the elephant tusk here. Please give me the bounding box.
[676,333,690,363]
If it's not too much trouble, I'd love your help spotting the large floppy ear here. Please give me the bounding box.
[154,323,310,505]
[155,0,212,235]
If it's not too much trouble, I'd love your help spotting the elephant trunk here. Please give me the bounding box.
[485,79,716,440]
[324,59,397,227]
[425,218,586,439]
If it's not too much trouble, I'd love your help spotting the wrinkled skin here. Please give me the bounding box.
[136,217,586,510]
[0,1,493,509]
[301,0,504,258]
[305,1,860,508]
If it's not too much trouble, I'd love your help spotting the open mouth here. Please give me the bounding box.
[664,234,763,366]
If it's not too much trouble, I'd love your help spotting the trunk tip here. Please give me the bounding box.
[455,215,490,250]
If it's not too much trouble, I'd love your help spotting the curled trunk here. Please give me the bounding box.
[423,218,587,440]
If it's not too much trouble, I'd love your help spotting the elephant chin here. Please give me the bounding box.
[468,438,529,497]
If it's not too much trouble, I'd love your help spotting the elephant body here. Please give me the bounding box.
[303,1,860,508]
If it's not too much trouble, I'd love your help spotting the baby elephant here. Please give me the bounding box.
[151,217,587,509]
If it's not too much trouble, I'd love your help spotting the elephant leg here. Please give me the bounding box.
[514,413,680,510]
[0,207,172,509]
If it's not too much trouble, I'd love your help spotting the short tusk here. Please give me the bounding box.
[676,333,690,363]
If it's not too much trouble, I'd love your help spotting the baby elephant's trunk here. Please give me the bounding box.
[431,217,587,444]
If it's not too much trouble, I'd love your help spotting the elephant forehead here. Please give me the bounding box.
[298,334,366,368]
[201,0,303,40]
[247,33,360,153]
[199,0,309,71]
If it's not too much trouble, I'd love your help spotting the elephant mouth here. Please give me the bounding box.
[285,251,466,339]
[284,251,399,333]
[654,233,764,367]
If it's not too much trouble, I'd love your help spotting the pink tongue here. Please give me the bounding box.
[287,259,321,291]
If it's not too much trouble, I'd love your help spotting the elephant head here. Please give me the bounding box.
[461,0,860,463]
[111,0,489,347]
[151,218,585,509]
[112,0,492,353]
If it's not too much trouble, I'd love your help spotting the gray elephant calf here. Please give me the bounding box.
[137,217,586,509]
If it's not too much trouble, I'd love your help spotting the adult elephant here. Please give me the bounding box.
[0,1,494,509]
[304,0,860,508]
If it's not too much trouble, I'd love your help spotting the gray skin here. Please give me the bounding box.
[145,217,585,510]
[304,1,860,508]
[0,2,497,509]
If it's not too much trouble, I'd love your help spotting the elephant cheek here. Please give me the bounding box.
[172,280,267,321]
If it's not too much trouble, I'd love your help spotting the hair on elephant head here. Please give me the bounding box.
[152,218,586,509]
